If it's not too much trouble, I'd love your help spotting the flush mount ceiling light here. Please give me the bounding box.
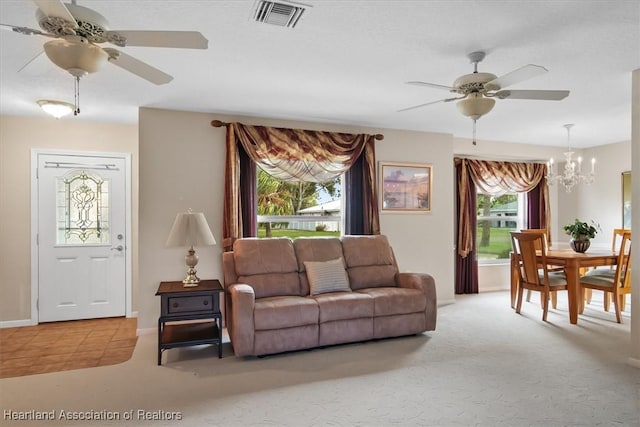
[37,99,75,119]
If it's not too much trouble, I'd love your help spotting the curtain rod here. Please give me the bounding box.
[210,120,384,140]
[454,154,547,163]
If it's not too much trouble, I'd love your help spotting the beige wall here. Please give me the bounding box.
[0,116,138,323]
[138,108,457,330]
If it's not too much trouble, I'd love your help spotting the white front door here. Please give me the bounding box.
[37,153,127,322]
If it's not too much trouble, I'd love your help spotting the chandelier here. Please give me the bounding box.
[546,124,595,192]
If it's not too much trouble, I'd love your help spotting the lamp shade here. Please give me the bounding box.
[166,211,216,248]
[43,35,108,78]
[456,93,496,120]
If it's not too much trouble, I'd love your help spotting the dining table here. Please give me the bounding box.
[510,247,618,324]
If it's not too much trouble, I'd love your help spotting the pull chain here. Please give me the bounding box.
[74,76,80,116]
[472,119,477,145]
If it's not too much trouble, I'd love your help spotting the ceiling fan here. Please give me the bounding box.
[1,0,208,115]
[399,51,570,143]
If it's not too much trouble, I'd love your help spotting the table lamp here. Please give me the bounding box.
[166,209,216,286]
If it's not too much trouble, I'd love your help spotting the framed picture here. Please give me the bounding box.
[622,171,631,229]
[379,162,432,213]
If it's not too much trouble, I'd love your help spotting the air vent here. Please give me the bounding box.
[254,0,307,28]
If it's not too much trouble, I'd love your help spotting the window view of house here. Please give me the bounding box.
[257,167,341,238]
[476,192,524,262]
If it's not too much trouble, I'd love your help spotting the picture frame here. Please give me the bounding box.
[379,162,432,213]
[622,171,631,229]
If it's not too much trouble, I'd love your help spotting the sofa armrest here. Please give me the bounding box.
[227,283,256,357]
[396,272,437,331]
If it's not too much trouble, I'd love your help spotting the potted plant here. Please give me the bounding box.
[563,218,600,253]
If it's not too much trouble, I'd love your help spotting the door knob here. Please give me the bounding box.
[111,245,124,252]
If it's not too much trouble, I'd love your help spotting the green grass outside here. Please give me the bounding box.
[257,229,341,238]
[476,226,515,260]
[256,227,510,258]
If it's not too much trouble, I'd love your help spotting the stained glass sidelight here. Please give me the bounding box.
[56,170,110,245]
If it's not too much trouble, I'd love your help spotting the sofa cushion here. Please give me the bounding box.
[342,235,395,268]
[305,258,351,295]
[342,235,398,290]
[254,296,319,330]
[312,292,374,322]
[233,238,301,298]
[294,237,344,295]
[356,287,426,316]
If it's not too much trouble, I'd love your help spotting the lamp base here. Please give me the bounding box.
[182,249,200,287]
[182,266,200,286]
[182,277,200,287]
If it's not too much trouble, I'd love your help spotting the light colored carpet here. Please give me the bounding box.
[0,291,638,427]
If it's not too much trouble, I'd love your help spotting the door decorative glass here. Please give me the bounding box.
[56,170,110,245]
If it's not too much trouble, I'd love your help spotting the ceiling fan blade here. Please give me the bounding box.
[17,50,47,74]
[105,30,208,49]
[104,48,173,85]
[398,97,460,112]
[33,0,78,27]
[494,89,570,100]
[485,64,548,90]
[0,23,54,37]
[406,81,453,91]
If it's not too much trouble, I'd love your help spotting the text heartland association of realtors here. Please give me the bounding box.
[3,409,183,421]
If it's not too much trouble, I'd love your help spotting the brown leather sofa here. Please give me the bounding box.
[222,234,437,357]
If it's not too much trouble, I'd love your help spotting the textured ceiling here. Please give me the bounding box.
[1,0,638,148]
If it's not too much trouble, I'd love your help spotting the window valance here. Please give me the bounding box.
[226,122,381,183]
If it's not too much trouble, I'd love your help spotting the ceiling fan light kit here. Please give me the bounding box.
[456,92,495,121]
[400,50,570,145]
[43,35,108,77]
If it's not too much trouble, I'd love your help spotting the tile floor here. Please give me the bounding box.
[0,317,137,379]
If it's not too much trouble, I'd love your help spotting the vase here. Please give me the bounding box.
[570,238,590,253]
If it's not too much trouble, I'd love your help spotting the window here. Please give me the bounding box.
[56,170,109,245]
[476,191,526,263]
[256,167,342,239]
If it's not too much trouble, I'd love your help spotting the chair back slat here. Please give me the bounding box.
[612,228,631,252]
[520,229,550,251]
[616,232,631,290]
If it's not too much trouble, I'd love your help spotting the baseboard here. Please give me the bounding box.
[136,327,156,336]
[0,319,36,329]
[628,357,640,369]
[438,298,456,307]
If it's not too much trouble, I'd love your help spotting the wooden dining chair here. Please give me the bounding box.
[584,228,631,311]
[520,229,562,308]
[510,231,569,321]
[579,231,631,323]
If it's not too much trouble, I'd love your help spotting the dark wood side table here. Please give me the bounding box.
[155,279,224,365]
